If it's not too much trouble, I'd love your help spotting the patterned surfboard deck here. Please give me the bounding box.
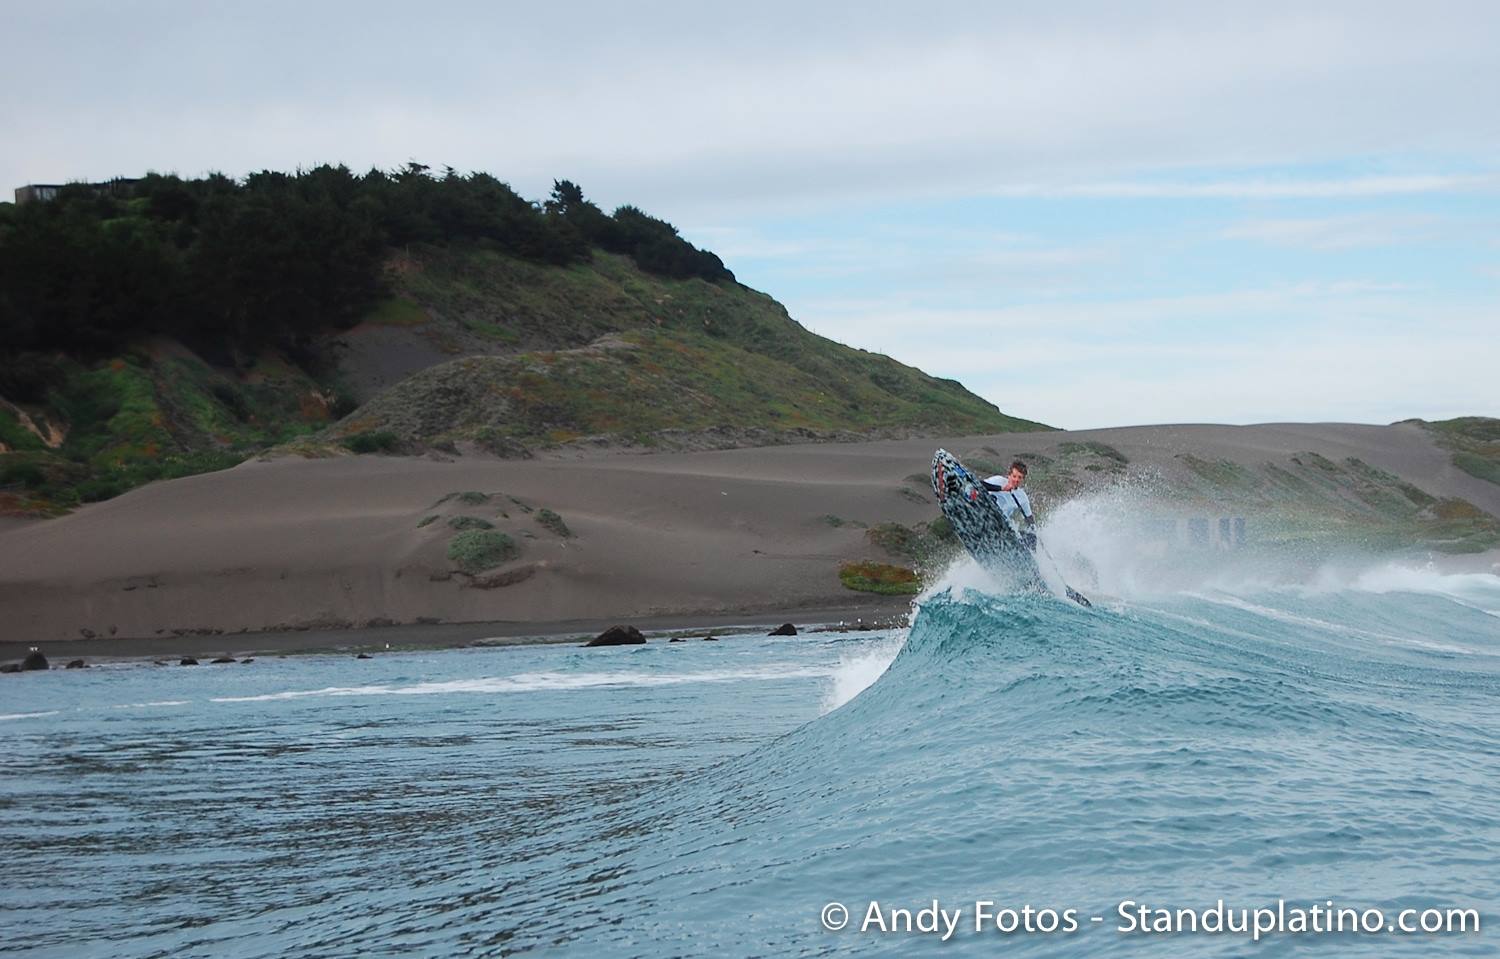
[931,448,1044,587]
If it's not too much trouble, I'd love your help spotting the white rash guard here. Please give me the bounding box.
[984,478,1032,525]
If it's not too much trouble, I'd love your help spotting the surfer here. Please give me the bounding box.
[983,461,1037,551]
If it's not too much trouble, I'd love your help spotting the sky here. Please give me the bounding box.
[4,1,1497,428]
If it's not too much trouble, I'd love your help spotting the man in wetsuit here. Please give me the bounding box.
[982,460,1037,551]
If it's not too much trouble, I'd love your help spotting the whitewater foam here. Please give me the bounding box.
[820,635,906,713]
[0,710,61,722]
[1348,562,1500,614]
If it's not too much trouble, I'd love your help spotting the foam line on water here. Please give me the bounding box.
[211,666,836,703]
[1183,591,1404,640]
[1343,563,1500,618]
[0,711,61,722]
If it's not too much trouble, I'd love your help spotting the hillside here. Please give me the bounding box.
[0,169,1044,515]
[313,247,1041,454]
[0,249,1039,517]
[995,424,1500,555]
[1413,416,1500,487]
[0,344,331,514]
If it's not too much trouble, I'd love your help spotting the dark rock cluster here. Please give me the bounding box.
[585,625,646,647]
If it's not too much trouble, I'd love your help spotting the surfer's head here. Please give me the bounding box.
[1009,460,1028,486]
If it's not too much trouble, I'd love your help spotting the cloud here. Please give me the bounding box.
[907,327,1500,428]
[796,281,1427,338]
[6,2,1500,216]
[1222,213,1446,249]
[790,287,1497,427]
[991,175,1494,200]
[5,2,1496,428]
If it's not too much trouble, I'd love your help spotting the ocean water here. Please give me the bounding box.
[2,558,1499,957]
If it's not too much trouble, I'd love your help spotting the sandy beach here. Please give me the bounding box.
[1,420,1496,654]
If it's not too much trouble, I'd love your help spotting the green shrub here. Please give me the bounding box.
[0,458,45,488]
[0,408,45,452]
[344,430,400,454]
[431,490,491,506]
[417,514,438,528]
[447,530,519,572]
[1059,441,1128,465]
[1454,451,1500,486]
[76,472,135,502]
[867,522,921,560]
[1427,417,1500,444]
[209,382,249,421]
[447,515,495,530]
[839,561,921,595]
[329,390,360,419]
[1432,498,1486,521]
[155,450,243,480]
[536,507,572,537]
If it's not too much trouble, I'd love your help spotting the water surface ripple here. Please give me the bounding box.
[3,572,1498,957]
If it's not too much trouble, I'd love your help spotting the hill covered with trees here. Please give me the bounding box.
[0,164,730,370]
[0,165,1045,515]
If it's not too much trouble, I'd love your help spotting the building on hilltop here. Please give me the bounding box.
[14,184,63,204]
[14,178,142,205]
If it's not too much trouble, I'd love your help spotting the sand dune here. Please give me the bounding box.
[0,421,1495,647]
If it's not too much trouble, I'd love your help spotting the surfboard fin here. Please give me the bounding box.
[1065,586,1093,607]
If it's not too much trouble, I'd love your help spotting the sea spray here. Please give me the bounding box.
[822,634,906,713]
[1032,476,1490,603]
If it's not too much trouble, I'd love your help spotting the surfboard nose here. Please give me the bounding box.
[931,449,960,501]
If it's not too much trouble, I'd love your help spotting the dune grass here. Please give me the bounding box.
[447,530,519,573]
[536,508,572,538]
[839,561,921,596]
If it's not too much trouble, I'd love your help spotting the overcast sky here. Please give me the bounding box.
[5,1,1497,427]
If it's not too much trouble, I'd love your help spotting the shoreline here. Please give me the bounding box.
[2,421,1496,649]
[0,598,914,664]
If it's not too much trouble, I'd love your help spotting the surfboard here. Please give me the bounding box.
[931,449,1093,606]
[931,448,1044,587]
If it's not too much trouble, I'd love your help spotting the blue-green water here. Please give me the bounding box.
[3,563,1499,957]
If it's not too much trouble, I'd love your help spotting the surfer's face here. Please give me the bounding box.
[1006,467,1025,489]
